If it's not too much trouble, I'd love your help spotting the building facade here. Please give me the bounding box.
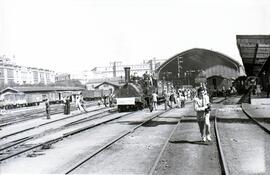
[55,70,93,85]
[0,55,55,87]
[91,58,166,79]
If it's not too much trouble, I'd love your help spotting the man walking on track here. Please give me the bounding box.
[194,87,211,142]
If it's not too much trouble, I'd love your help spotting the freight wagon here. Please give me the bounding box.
[0,86,83,109]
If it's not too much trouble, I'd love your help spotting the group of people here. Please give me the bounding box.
[44,94,87,119]
[160,85,212,142]
[162,87,197,110]
[98,93,115,107]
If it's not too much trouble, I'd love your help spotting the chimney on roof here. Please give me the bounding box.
[124,67,130,83]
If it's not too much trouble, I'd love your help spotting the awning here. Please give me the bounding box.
[237,35,270,77]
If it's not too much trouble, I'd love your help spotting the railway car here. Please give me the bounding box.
[233,76,258,94]
[82,89,112,101]
[24,93,43,106]
[0,92,27,109]
[0,89,80,109]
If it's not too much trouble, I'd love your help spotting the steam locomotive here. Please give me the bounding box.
[115,67,167,112]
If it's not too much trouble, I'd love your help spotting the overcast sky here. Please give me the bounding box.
[1,0,270,73]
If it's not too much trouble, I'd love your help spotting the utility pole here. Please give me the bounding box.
[111,61,121,78]
[177,57,183,87]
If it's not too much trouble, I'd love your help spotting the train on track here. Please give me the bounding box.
[0,86,115,110]
[115,67,169,112]
[233,76,258,94]
[0,91,72,109]
[82,89,112,101]
[0,87,83,109]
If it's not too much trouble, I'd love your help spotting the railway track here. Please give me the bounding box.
[64,109,173,174]
[148,119,182,175]
[148,115,228,175]
[214,116,229,175]
[61,101,232,175]
[215,102,270,175]
[0,107,108,140]
[0,110,135,162]
[241,104,270,134]
[0,102,96,127]
[0,108,115,158]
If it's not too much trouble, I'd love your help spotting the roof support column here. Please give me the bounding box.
[252,43,258,76]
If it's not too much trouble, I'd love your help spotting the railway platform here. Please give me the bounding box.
[250,91,270,105]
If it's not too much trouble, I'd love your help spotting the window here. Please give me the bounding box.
[0,68,3,78]
[7,68,14,78]
[33,71,39,83]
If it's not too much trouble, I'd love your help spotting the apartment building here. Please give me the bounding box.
[0,55,55,86]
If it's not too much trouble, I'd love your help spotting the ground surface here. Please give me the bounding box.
[1,97,270,175]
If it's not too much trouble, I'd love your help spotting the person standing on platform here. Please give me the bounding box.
[179,91,185,108]
[80,95,87,112]
[76,95,86,113]
[103,95,107,107]
[163,90,170,110]
[64,96,71,115]
[45,98,50,119]
[169,90,175,109]
[152,91,158,111]
[255,84,262,97]
[194,87,211,142]
[109,92,115,107]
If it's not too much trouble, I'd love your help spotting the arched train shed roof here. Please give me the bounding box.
[156,48,241,79]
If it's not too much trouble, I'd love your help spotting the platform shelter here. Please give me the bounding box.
[236,35,270,92]
[156,48,242,89]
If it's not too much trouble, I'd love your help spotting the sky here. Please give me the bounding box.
[0,0,270,73]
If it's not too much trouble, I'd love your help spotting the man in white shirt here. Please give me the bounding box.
[194,87,211,142]
[76,95,87,113]
[152,92,158,110]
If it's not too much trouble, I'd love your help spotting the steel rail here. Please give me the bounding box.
[0,103,97,127]
[0,109,114,154]
[65,109,172,174]
[148,119,181,175]
[0,136,33,152]
[241,104,270,134]
[214,116,229,175]
[0,111,133,162]
[0,107,109,140]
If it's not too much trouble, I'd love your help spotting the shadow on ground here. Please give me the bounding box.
[169,140,210,145]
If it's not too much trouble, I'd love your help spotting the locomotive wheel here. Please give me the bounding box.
[118,106,122,112]
[118,105,125,112]
[135,102,144,110]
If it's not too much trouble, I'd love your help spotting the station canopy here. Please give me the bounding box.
[156,48,241,81]
[237,35,270,77]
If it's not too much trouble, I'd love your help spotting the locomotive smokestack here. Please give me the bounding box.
[124,67,131,83]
